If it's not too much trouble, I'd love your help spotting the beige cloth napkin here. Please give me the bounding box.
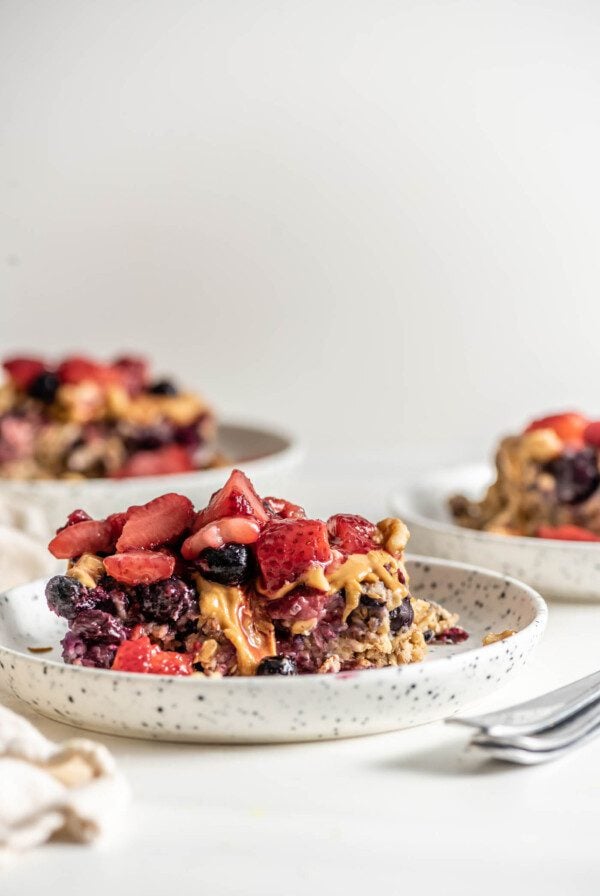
[0,525,130,863]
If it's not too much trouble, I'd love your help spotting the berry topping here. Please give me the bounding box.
[255,518,332,595]
[70,609,128,645]
[104,551,176,585]
[193,469,269,530]
[112,635,193,675]
[263,497,306,519]
[537,524,600,542]
[110,444,195,479]
[112,355,148,394]
[584,420,600,448]
[266,586,329,621]
[545,449,600,504]
[196,543,254,586]
[148,379,178,395]
[57,355,122,388]
[327,514,378,554]
[139,577,196,622]
[116,493,194,551]
[45,575,96,620]
[65,509,92,526]
[3,356,46,389]
[525,412,589,445]
[48,518,115,559]
[436,627,469,644]
[389,597,414,633]
[181,517,261,559]
[27,370,60,404]
[256,655,297,676]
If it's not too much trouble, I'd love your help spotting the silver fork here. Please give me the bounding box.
[447,669,600,764]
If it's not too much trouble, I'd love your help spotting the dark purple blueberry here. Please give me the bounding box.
[81,643,118,669]
[148,379,178,395]
[256,655,297,676]
[122,423,173,451]
[61,631,87,664]
[174,423,201,448]
[197,543,253,586]
[360,594,384,608]
[27,370,60,404]
[139,577,196,623]
[546,449,600,504]
[70,609,127,645]
[46,575,96,620]
[389,597,414,633]
[423,629,435,643]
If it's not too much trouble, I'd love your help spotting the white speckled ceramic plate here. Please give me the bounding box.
[391,463,600,601]
[0,421,303,538]
[0,557,546,743]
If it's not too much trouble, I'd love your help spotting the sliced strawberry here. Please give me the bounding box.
[193,469,268,531]
[537,524,600,543]
[116,493,194,552]
[327,514,378,554]
[255,518,332,595]
[3,357,46,389]
[112,635,193,675]
[525,412,589,445]
[267,586,330,622]
[263,496,306,519]
[111,445,195,479]
[107,511,128,541]
[57,355,122,388]
[104,550,175,585]
[583,421,600,449]
[48,518,115,559]
[181,516,261,559]
[112,355,149,395]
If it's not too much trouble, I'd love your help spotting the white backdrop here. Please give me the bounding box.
[2,0,600,469]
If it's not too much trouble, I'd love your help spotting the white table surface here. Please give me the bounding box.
[2,462,599,895]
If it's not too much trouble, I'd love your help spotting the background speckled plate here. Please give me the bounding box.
[391,464,600,601]
[0,558,546,743]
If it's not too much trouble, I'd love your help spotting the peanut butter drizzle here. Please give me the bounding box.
[327,550,409,620]
[193,574,275,675]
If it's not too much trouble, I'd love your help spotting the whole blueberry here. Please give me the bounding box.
[140,577,196,623]
[546,449,600,504]
[256,655,297,676]
[27,370,60,404]
[148,379,178,396]
[197,543,254,586]
[70,609,127,645]
[46,575,95,620]
[389,597,414,634]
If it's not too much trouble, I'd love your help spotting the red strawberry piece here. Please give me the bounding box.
[112,355,149,395]
[116,493,194,551]
[255,518,332,595]
[267,586,330,622]
[104,550,176,585]
[66,509,92,526]
[57,355,122,388]
[110,445,195,479]
[583,421,600,449]
[327,513,378,555]
[263,496,306,519]
[181,516,261,559]
[193,469,268,531]
[525,412,589,445]
[537,524,600,543]
[3,357,46,389]
[48,518,115,559]
[112,635,193,675]
[436,627,469,644]
[107,511,128,541]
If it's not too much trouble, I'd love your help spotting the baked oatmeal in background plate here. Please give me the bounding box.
[0,353,220,480]
[44,470,463,677]
[449,412,600,542]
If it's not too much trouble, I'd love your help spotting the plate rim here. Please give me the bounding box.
[0,555,548,685]
[391,461,600,552]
